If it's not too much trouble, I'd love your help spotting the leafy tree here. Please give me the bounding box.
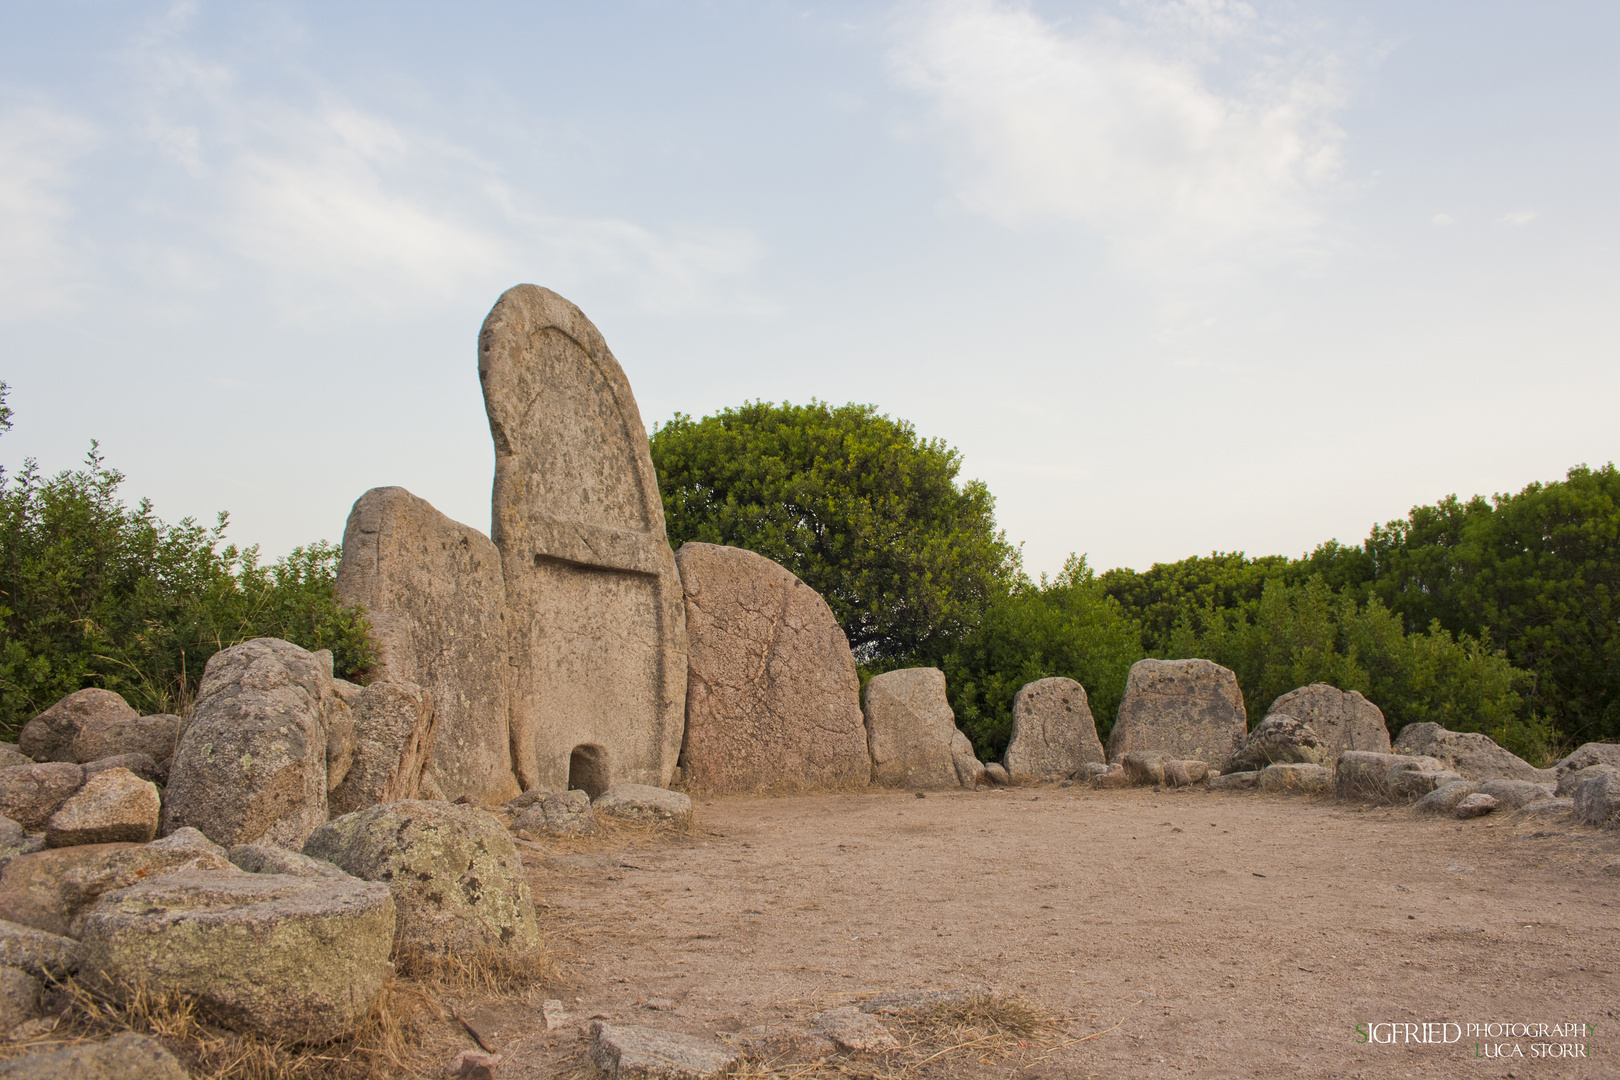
[650,400,1019,665]
[1099,552,1293,654]
[942,555,1144,759]
[0,393,372,738]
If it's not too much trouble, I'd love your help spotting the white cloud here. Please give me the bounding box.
[105,13,768,317]
[0,104,97,318]
[1432,213,1457,226]
[890,0,1350,268]
[1500,210,1538,226]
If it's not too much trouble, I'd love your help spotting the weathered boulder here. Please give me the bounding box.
[0,965,40,1030]
[0,745,31,770]
[1386,766,1465,803]
[328,681,438,817]
[1476,778,1556,809]
[0,763,84,831]
[1392,723,1552,782]
[1572,771,1620,829]
[229,843,349,879]
[0,839,237,938]
[0,919,80,980]
[983,762,1010,786]
[1002,677,1105,781]
[0,1032,188,1080]
[83,753,163,786]
[18,689,131,761]
[0,816,43,868]
[79,869,395,1042]
[336,488,519,805]
[1106,659,1247,765]
[1551,744,1620,788]
[303,800,539,959]
[1228,715,1325,772]
[162,638,344,850]
[1258,763,1333,794]
[18,688,178,766]
[483,286,689,794]
[1264,684,1391,758]
[512,790,599,838]
[1334,751,1453,803]
[588,1020,743,1079]
[45,768,160,847]
[1455,793,1499,819]
[674,543,869,793]
[594,784,694,827]
[864,668,977,789]
[1557,763,1618,798]
[1121,751,1166,787]
[1209,770,1259,791]
[1414,781,1480,814]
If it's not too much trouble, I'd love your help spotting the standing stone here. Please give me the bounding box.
[863,668,976,789]
[481,285,688,793]
[1391,723,1553,782]
[1002,677,1105,781]
[1106,659,1247,765]
[328,681,439,817]
[1264,684,1391,759]
[674,543,868,793]
[161,639,340,850]
[336,487,519,804]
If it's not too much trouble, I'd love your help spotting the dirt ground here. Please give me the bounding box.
[479,785,1618,1079]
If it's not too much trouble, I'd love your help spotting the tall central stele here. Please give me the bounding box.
[480,285,688,793]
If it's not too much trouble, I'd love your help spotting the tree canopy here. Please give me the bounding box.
[650,400,1019,665]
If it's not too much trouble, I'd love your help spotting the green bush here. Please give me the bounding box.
[941,555,1144,760]
[0,393,372,739]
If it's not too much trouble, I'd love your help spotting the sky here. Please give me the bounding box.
[2,0,1616,578]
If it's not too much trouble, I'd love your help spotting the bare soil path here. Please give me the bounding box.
[496,786,1619,1079]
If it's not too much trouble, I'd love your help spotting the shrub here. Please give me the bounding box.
[0,395,371,738]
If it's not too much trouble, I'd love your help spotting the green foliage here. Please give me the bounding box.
[650,400,1020,664]
[941,555,1144,760]
[1099,552,1293,654]
[1357,464,1620,744]
[1163,576,1548,762]
[0,427,373,739]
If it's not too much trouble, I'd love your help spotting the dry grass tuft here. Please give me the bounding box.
[394,940,552,998]
[914,989,1050,1040]
[0,974,463,1080]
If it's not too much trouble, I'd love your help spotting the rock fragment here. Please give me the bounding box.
[588,1020,742,1079]
[593,784,694,828]
[1392,723,1552,782]
[1257,763,1333,795]
[45,768,160,847]
[512,790,599,838]
[0,763,85,832]
[1454,793,1499,819]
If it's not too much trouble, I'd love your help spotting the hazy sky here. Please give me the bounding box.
[3,1,1616,577]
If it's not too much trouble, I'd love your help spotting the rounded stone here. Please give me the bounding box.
[78,869,395,1043]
